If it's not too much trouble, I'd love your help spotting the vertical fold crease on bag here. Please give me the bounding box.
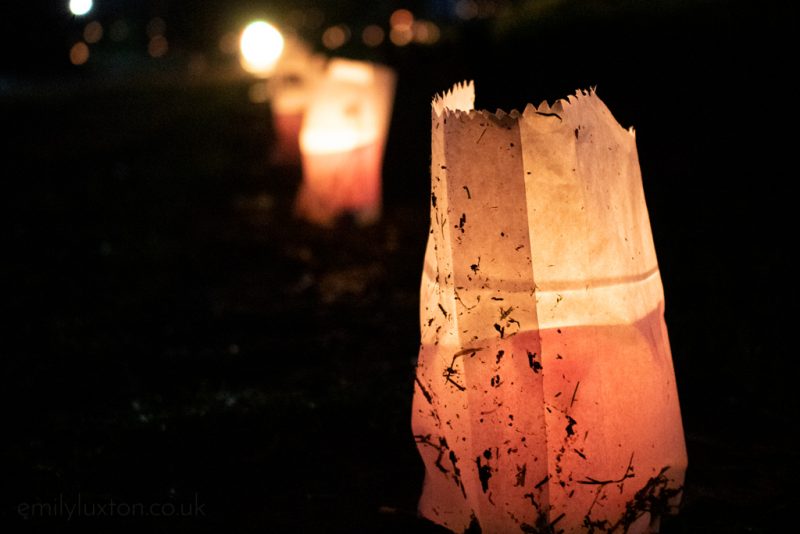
[411,81,688,533]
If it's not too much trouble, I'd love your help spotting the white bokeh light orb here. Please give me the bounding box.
[69,0,93,17]
[239,20,284,77]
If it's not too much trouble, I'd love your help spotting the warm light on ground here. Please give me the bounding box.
[240,20,285,77]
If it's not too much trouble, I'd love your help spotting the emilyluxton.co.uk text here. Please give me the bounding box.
[18,493,206,520]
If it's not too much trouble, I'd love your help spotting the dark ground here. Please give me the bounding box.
[1,1,797,532]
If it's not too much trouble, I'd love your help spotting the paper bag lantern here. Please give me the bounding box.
[268,38,327,165]
[412,82,687,533]
[294,59,396,225]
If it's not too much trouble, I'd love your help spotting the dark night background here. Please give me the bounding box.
[1,0,795,532]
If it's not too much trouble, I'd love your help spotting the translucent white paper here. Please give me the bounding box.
[412,82,687,533]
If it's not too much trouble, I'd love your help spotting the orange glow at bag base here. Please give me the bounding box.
[412,82,687,533]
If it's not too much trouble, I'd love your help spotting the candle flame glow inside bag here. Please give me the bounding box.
[411,82,687,533]
[294,58,396,225]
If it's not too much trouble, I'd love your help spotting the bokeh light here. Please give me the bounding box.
[69,41,90,65]
[240,20,285,77]
[321,25,350,50]
[83,21,103,44]
[389,9,414,30]
[389,26,413,46]
[389,8,414,47]
[413,20,440,45]
[455,0,479,20]
[148,36,169,58]
[362,25,385,47]
[69,0,93,17]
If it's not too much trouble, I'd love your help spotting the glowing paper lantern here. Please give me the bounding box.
[295,59,396,225]
[267,38,327,165]
[412,82,687,533]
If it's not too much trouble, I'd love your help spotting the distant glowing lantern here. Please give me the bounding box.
[294,59,396,225]
[266,37,327,165]
[412,82,687,533]
[69,0,93,17]
[239,20,285,77]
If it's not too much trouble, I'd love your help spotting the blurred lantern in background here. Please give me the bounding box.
[412,82,687,533]
[266,37,327,165]
[294,59,396,226]
[239,20,285,77]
